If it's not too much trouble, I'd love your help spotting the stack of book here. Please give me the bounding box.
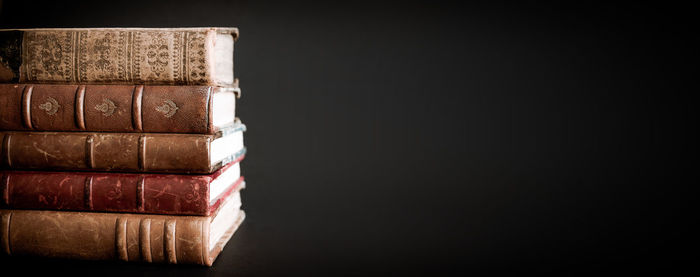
[0,28,245,266]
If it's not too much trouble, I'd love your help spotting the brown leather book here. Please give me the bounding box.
[0,121,245,173]
[0,28,238,86]
[0,187,245,266]
[0,82,239,133]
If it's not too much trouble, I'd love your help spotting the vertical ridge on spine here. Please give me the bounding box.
[136,177,145,212]
[84,176,93,210]
[206,87,212,134]
[200,220,208,264]
[139,219,152,262]
[1,174,9,206]
[2,134,11,167]
[138,135,146,171]
[116,218,128,261]
[0,212,11,255]
[132,85,144,131]
[21,85,33,129]
[75,85,86,130]
[206,137,212,172]
[85,134,95,168]
[164,220,177,264]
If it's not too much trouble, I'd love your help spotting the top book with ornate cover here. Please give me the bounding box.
[0,28,238,86]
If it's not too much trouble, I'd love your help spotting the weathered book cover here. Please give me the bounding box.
[0,28,238,86]
[0,157,244,215]
[0,81,239,133]
[0,121,246,173]
[0,189,245,266]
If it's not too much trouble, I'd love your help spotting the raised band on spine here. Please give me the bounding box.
[116,218,128,261]
[139,219,152,262]
[1,212,11,255]
[132,85,144,131]
[206,87,213,134]
[164,220,177,264]
[138,135,146,171]
[21,85,33,129]
[136,176,145,212]
[1,175,9,206]
[84,176,93,210]
[200,220,208,264]
[85,135,95,169]
[2,134,11,167]
[75,85,86,130]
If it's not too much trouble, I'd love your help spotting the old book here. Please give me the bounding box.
[0,157,244,215]
[0,120,246,173]
[0,188,245,266]
[0,81,240,133]
[0,27,238,86]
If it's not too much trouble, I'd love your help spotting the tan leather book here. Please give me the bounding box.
[0,186,245,266]
[0,28,238,86]
[0,120,246,173]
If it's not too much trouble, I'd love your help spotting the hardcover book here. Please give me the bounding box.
[0,120,246,173]
[0,188,245,266]
[0,157,244,215]
[0,81,240,133]
[0,27,238,86]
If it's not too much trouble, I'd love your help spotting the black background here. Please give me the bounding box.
[0,0,695,275]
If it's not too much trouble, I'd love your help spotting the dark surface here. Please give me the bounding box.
[0,1,694,275]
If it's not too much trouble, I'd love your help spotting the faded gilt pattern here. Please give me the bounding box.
[95,98,117,117]
[23,30,211,84]
[155,99,179,118]
[38,97,60,115]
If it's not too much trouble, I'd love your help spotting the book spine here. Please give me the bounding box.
[0,208,212,264]
[0,131,213,173]
[2,29,224,85]
[0,84,215,133]
[0,170,224,215]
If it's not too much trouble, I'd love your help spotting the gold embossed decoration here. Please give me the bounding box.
[155,99,179,118]
[95,98,117,117]
[38,97,60,115]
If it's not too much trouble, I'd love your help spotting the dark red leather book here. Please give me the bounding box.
[0,156,244,216]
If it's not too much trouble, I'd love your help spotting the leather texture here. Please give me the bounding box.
[0,129,242,173]
[0,84,237,134]
[0,157,244,215]
[0,191,245,266]
[0,28,238,86]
